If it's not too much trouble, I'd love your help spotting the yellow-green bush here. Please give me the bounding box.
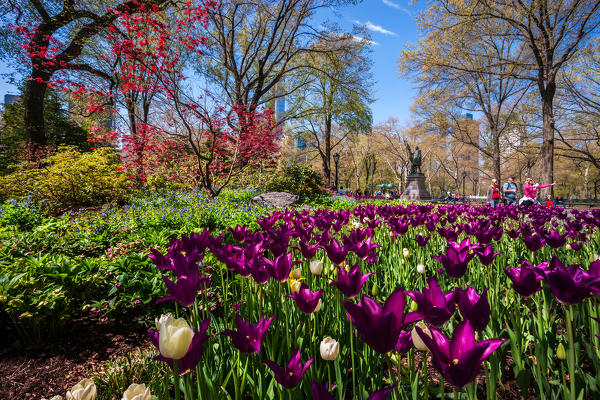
[0,146,133,210]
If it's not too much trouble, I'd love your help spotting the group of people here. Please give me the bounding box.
[486,176,560,208]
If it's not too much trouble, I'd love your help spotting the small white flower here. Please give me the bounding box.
[411,322,432,352]
[320,337,340,360]
[310,260,323,275]
[417,264,426,274]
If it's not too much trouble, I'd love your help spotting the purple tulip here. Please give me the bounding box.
[228,225,249,242]
[474,246,502,266]
[367,382,398,400]
[149,248,202,277]
[221,314,274,354]
[504,261,545,297]
[266,252,301,282]
[458,286,490,331]
[157,272,211,307]
[148,318,211,374]
[395,330,413,354]
[311,381,335,400]
[570,242,583,251]
[538,255,597,305]
[264,348,313,389]
[432,238,475,278]
[300,241,319,259]
[322,238,350,265]
[544,229,568,249]
[521,234,546,252]
[407,277,459,327]
[414,235,430,247]
[285,283,324,314]
[343,289,419,353]
[331,264,374,298]
[416,320,506,387]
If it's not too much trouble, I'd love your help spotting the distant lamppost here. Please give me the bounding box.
[462,171,467,197]
[333,153,340,190]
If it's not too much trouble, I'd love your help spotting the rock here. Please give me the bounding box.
[251,192,299,208]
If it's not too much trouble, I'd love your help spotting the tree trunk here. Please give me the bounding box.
[24,69,51,148]
[540,80,556,198]
[491,126,501,184]
[323,118,332,186]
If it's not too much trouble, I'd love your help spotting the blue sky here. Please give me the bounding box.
[324,0,422,124]
[0,0,421,125]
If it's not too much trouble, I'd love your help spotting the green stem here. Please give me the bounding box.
[566,306,576,400]
[350,322,356,398]
[173,361,181,400]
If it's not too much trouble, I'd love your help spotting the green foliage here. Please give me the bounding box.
[0,199,46,230]
[0,146,133,211]
[265,164,326,201]
[0,189,273,345]
[94,348,170,400]
[0,90,91,173]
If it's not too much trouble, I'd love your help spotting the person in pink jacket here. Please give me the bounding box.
[523,178,555,205]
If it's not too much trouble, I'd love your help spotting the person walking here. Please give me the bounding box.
[502,176,519,206]
[521,178,555,206]
[486,179,501,208]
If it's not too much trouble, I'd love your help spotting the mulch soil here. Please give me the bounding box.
[0,314,150,400]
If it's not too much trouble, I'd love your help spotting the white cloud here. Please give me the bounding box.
[352,35,379,46]
[382,0,412,16]
[353,20,397,36]
[365,21,397,36]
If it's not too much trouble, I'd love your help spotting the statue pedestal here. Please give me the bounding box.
[400,173,432,201]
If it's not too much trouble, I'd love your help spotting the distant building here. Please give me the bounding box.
[295,137,306,149]
[275,96,285,121]
[3,94,20,105]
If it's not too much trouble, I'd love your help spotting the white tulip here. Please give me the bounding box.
[320,337,340,361]
[290,280,302,294]
[156,313,194,360]
[314,298,323,312]
[66,378,96,400]
[411,322,432,352]
[122,383,151,400]
[403,248,410,258]
[290,267,303,279]
[417,264,426,274]
[310,260,323,275]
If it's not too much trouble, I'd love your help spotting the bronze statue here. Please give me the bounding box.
[404,140,422,175]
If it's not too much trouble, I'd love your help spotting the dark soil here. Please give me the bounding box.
[0,314,149,400]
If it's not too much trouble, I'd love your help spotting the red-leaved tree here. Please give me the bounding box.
[98,0,280,195]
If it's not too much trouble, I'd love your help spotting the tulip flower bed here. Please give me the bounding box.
[103,203,600,400]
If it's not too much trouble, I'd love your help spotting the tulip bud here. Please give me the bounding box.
[290,280,302,294]
[556,342,567,361]
[417,264,426,274]
[565,244,572,251]
[66,378,96,400]
[122,383,151,400]
[403,248,410,258]
[345,264,351,273]
[314,298,323,312]
[411,322,432,352]
[310,260,323,275]
[290,267,303,279]
[410,301,418,312]
[371,282,379,296]
[320,337,340,361]
[155,313,194,360]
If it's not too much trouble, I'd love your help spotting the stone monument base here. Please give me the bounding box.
[400,173,432,201]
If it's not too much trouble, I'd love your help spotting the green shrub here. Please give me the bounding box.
[0,199,46,230]
[0,146,133,211]
[265,164,326,201]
